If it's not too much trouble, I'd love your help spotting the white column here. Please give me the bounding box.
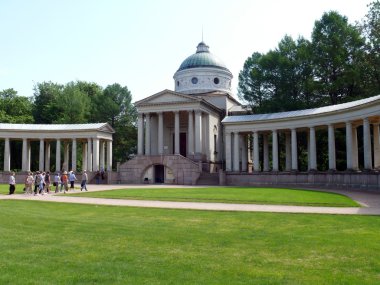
[328,124,336,170]
[285,132,291,171]
[137,113,144,155]
[225,132,232,171]
[195,110,202,155]
[309,127,317,171]
[263,133,269,171]
[145,113,151,155]
[87,138,93,171]
[93,138,100,171]
[4,138,10,172]
[241,135,248,172]
[373,123,380,169]
[188,111,194,155]
[253,132,260,171]
[107,140,113,171]
[45,141,51,171]
[158,112,164,155]
[291,128,298,171]
[56,139,61,172]
[71,139,77,171]
[39,139,45,171]
[363,118,373,170]
[22,138,28,171]
[64,142,69,170]
[272,130,278,171]
[352,126,359,170]
[27,141,31,171]
[174,111,180,155]
[4,138,11,172]
[100,141,105,170]
[233,132,240,172]
[346,121,353,170]
[82,142,87,171]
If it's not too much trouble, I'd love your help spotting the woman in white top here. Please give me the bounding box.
[9,172,16,195]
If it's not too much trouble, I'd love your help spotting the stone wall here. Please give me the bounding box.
[119,155,201,185]
[224,172,380,191]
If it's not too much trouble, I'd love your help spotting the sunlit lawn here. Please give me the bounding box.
[70,187,360,207]
[0,200,379,284]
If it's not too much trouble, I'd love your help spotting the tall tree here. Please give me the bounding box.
[311,11,365,104]
[54,82,91,124]
[359,0,380,95]
[32,82,63,123]
[95,83,137,165]
[0,88,34,123]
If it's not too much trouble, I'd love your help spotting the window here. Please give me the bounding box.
[213,77,219,84]
[191,77,198,84]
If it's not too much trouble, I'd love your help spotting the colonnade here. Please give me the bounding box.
[3,137,112,172]
[137,110,204,157]
[225,119,380,172]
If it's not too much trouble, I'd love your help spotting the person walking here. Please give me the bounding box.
[9,172,16,195]
[61,171,69,193]
[69,171,77,189]
[44,171,51,194]
[54,172,60,193]
[25,172,34,195]
[34,171,40,195]
[80,170,88,191]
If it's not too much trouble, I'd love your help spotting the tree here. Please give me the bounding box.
[32,82,63,123]
[311,11,365,104]
[54,82,91,124]
[94,83,137,165]
[0,88,34,123]
[359,0,380,96]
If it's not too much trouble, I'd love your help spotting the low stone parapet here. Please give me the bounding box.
[226,171,380,191]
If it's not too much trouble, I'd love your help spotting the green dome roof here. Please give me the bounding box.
[177,42,230,72]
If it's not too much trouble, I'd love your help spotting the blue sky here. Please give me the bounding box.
[0,0,372,102]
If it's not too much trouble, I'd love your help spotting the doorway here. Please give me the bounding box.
[180,132,187,156]
[154,165,164,183]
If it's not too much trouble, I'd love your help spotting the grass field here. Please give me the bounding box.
[0,200,379,284]
[69,187,360,207]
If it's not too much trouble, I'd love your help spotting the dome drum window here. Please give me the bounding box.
[213,77,220,84]
[191,77,198,84]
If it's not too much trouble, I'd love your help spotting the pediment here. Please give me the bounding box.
[98,123,115,133]
[135,89,200,106]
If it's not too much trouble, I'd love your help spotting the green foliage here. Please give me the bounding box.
[0,88,34,123]
[312,11,365,104]
[54,82,91,123]
[359,0,380,95]
[32,82,63,123]
[239,8,378,113]
[29,81,137,165]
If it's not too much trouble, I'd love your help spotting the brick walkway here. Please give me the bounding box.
[1,184,380,215]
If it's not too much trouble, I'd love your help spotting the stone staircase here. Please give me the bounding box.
[197,172,219,185]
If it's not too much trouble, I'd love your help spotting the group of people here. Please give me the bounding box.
[8,170,89,195]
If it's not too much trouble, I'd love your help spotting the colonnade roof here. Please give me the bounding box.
[222,94,380,124]
[0,123,115,133]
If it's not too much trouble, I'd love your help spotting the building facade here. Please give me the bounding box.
[120,42,380,189]
[0,123,114,182]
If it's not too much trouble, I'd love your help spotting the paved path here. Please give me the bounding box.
[1,184,380,215]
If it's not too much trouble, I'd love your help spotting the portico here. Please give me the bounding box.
[0,123,114,172]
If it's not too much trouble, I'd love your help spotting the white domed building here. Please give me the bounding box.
[119,42,380,189]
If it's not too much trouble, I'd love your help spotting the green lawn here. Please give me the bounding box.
[0,200,379,284]
[69,187,359,207]
[0,183,13,195]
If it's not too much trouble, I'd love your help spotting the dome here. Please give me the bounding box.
[177,42,230,72]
